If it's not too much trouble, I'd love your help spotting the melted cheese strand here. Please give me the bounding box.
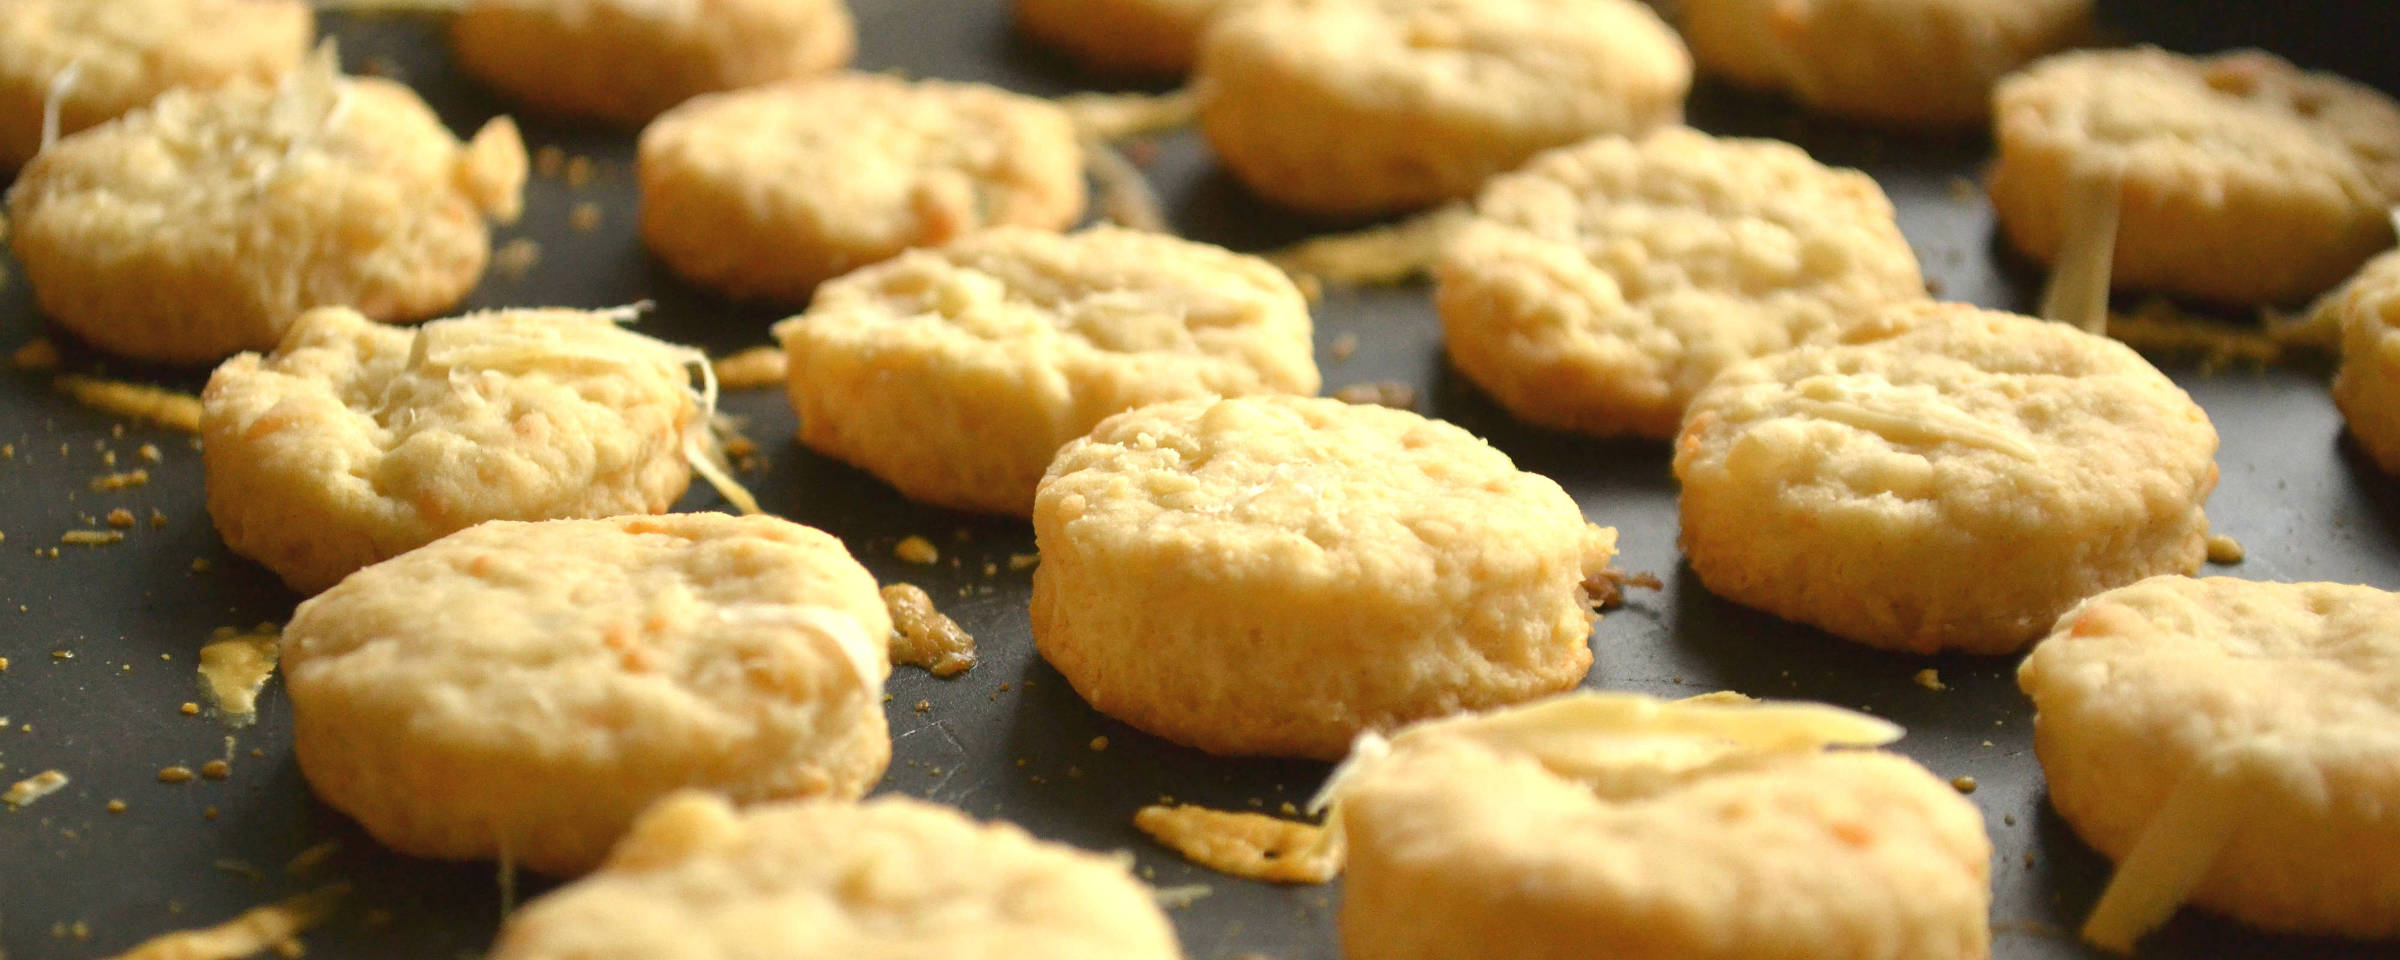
[1269,204,1475,288]
[1059,88,1196,142]
[1085,137,1168,234]
[39,61,82,152]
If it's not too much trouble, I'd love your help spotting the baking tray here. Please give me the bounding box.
[3,2,2398,958]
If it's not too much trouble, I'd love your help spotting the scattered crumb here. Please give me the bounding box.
[151,509,169,529]
[106,508,136,528]
[1007,552,1040,571]
[285,841,341,877]
[567,201,603,232]
[1153,884,1214,910]
[137,443,162,463]
[61,529,125,546]
[10,337,60,370]
[534,145,564,178]
[1133,804,1339,884]
[158,766,196,783]
[1089,736,1109,752]
[564,155,595,189]
[1270,203,1472,288]
[2004,814,2017,826]
[881,583,977,678]
[2206,533,2245,565]
[1333,381,1418,410]
[181,702,200,716]
[1948,176,1978,202]
[0,656,9,671]
[912,699,931,713]
[103,884,347,960]
[107,799,126,813]
[711,346,787,390]
[1058,89,1198,142]
[57,376,202,431]
[1914,668,1947,692]
[1329,332,1359,362]
[894,536,940,565]
[91,469,150,491]
[198,625,282,728]
[200,760,232,780]
[1582,566,1663,609]
[492,237,542,279]
[191,558,214,574]
[4,769,69,808]
[1951,776,1978,794]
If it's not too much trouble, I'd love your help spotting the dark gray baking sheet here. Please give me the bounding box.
[2,2,2398,958]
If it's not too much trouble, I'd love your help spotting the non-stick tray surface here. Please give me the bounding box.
[4,3,2398,958]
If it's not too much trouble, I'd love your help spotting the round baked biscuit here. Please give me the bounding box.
[489,792,1186,960]
[0,0,314,169]
[1437,128,1925,439]
[638,73,1085,302]
[1680,0,2089,127]
[202,306,710,595]
[1015,0,1220,75]
[777,225,1321,516]
[1673,302,2219,654]
[2314,250,2400,474]
[4,55,528,363]
[1988,47,2400,305]
[1032,394,1619,760]
[1327,692,1991,960]
[283,514,894,876]
[2020,576,2400,944]
[451,0,855,126]
[1194,0,1690,217]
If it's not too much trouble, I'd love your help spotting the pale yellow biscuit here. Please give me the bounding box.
[1674,302,2219,654]
[489,792,1186,960]
[283,514,893,876]
[452,0,855,126]
[1195,0,1689,217]
[2020,576,2400,945]
[0,0,314,169]
[1681,0,2089,127]
[1326,692,1991,960]
[1033,394,1618,759]
[5,54,527,363]
[638,73,1085,302]
[2313,249,2400,474]
[777,225,1320,516]
[1989,47,2400,305]
[1438,128,1925,439]
[1015,0,1220,75]
[203,306,708,594]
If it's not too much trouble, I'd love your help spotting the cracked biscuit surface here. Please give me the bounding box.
[0,0,314,169]
[1194,0,1689,217]
[1988,47,2400,305]
[2020,575,2400,943]
[777,225,1320,515]
[1674,302,2219,654]
[203,306,705,594]
[1330,692,1991,960]
[1438,128,1925,439]
[489,792,1185,960]
[1680,0,2089,127]
[284,514,893,877]
[638,73,1085,302]
[451,0,855,125]
[1015,0,1220,75]
[1033,394,1618,759]
[5,56,527,362]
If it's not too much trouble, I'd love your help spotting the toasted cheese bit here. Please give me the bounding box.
[198,625,282,728]
[1085,138,1167,233]
[4,769,69,808]
[102,884,347,960]
[137,443,163,463]
[1951,775,1977,794]
[534,145,563,178]
[56,377,202,432]
[92,469,151,491]
[2204,534,2245,565]
[1089,736,1109,752]
[10,337,60,370]
[1135,804,1339,884]
[564,155,594,189]
[711,347,787,390]
[894,536,940,565]
[1270,203,1474,288]
[1914,668,1948,692]
[1058,88,1197,142]
[284,841,341,878]
[881,583,976,677]
[2040,158,2123,336]
[1152,884,1213,909]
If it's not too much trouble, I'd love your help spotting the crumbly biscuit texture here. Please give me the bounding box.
[1681,0,2089,126]
[452,0,856,125]
[1674,302,2219,653]
[0,0,314,168]
[2021,576,2400,941]
[1015,0,1221,75]
[1034,395,1617,759]
[203,306,704,594]
[1196,0,1690,216]
[489,792,1185,960]
[1332,692,1991,960]
[1439,128,1925,438]
[2315,249,2400,474]
[283,514,894,876]
[778,225,1319,515]
[5,58,527,362]
[1988,47,2400,305]
[639,73,1085,302]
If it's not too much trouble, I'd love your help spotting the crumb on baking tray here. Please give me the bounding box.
[1914,668,1947,692]
[2205,533,2245,564]
[568,201,603,232]
[198,624,282,729]
[1332,381,1417,410]
[1133,804,1341,885]
[101,883,347,960]
[4,769,69,808]
[1582,566,1663,609]
[710,346,787,390]
[492,237,541,279]
[894,536,939,565]
[56,377,202,432]
[92,469,150,491]
[881,583,977,678]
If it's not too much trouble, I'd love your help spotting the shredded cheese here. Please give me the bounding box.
[2041,158,2125,336]
[1788,376,2040,460]
[1058,88,1197,142]
[56,377,204,431]
[2081,741,2310,953]
[40,61,83,153]
[3,769,69,808]
[1085,137,1168,233]
[103,884,346,960]
[1269,204,1475,288]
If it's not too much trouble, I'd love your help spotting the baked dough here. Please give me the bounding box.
[1681,0,2089,126]
[451,0,855,125]
[0,0,313,169]
[2312,249,2400,474]
[1015,0,1220,75]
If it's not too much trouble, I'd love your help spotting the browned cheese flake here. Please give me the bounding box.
[1133,804,1340,885]
[881,583,977,678]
